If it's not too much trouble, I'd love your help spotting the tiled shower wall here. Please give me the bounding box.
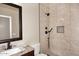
[40,3,79,55]
[40,3,49,54]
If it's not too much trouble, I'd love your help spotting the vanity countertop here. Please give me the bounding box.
[11,46,34,56]
[0,46,34,56]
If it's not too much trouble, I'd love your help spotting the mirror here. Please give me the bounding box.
[0,3,22,43]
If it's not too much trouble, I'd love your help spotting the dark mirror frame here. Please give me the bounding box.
[0,3,22,44]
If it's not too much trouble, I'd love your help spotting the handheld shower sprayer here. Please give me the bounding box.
[48,28,53,33]
[45,28,53,49]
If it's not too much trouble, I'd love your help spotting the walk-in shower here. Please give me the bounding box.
[40,3,79,56]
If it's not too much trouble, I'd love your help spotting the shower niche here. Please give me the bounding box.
[57,26,64,33]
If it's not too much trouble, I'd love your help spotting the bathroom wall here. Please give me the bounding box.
[0,3,39,50]
[17,3,39,46]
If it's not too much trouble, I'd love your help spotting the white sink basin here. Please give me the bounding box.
[0,47,26,56]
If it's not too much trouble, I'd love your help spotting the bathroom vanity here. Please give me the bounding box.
[0,46,34,56]
[0,3,34,56]
[12,46,34,56]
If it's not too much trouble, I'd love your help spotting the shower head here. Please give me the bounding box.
[45,13,50,16]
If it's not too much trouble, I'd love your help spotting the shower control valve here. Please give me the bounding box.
[45,31,48,34]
